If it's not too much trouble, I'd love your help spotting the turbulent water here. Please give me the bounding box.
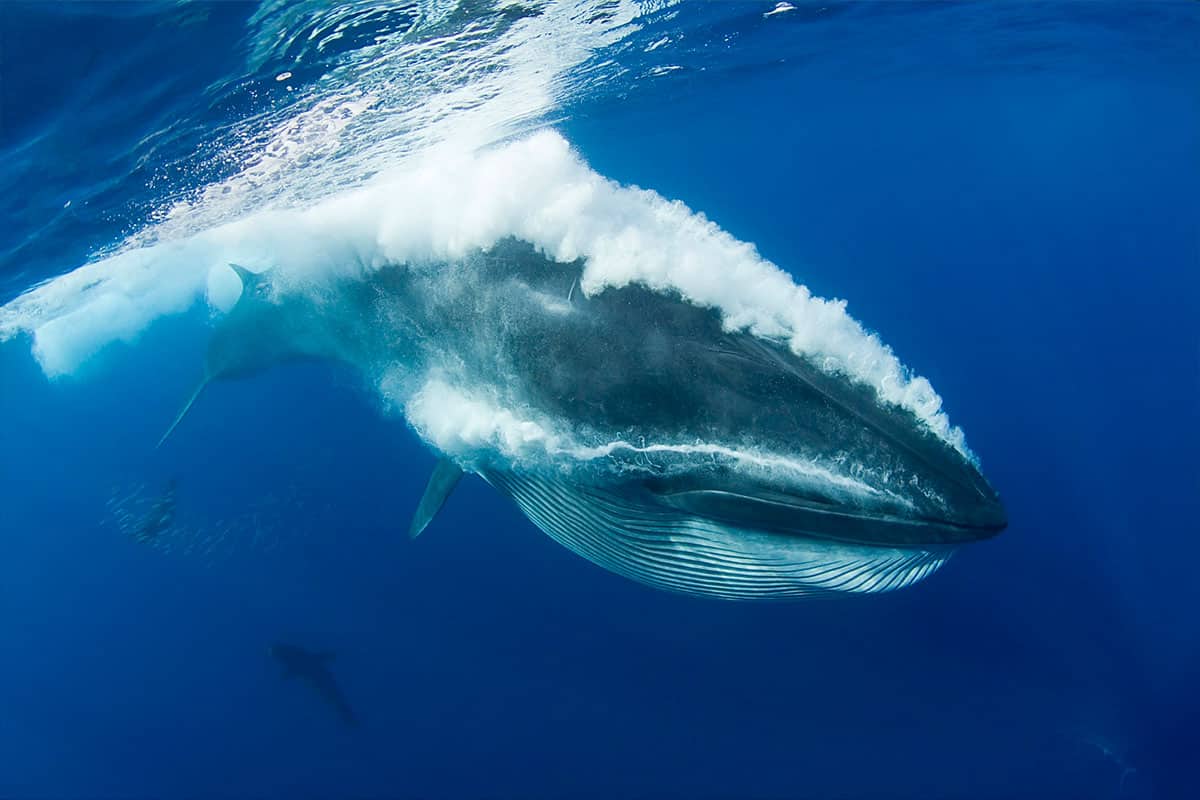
[2,1,1198,798]
[2,129,968,447]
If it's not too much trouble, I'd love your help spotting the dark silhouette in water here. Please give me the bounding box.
[131,478,177,544]
[268,643,358,727]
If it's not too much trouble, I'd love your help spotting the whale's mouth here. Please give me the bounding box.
[646,483,1007,548]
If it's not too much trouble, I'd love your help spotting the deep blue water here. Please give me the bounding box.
[2,2,1198,798]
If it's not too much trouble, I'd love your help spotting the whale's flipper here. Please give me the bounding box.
[157,378,209,448]
[409,458,465,539]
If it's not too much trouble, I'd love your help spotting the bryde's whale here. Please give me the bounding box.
[160,232,1006,599]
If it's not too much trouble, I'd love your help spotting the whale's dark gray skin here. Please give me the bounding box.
[163,240,1006,599]
[268,643,357,726]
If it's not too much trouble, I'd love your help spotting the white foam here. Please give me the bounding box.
[402,376,566,466]
[401,376,911,508]
[0,129,969,455]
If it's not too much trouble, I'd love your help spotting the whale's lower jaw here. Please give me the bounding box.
[483,470,953,601]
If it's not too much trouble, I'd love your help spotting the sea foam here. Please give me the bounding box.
[0,130,968,457]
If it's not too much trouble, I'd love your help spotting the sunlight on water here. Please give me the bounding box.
[141,0,653,243]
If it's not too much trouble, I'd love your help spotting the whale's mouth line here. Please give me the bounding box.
[646,485,1007,548]
[482,469,962,599]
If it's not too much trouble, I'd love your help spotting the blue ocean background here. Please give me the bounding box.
[1,2,1197,798]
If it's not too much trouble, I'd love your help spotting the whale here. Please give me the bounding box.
[158,235,1006,600]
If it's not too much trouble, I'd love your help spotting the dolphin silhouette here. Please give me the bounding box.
[268,642,358,727]
[163,240,1006,599]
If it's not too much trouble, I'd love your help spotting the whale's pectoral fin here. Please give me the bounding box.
[409,458,465,539]
[156,378,210,449]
